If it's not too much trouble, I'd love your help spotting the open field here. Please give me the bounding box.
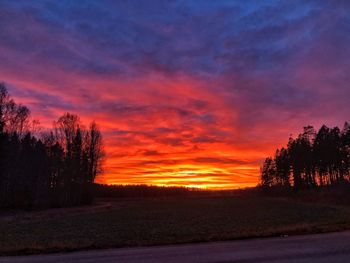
[1,196,350,256]
[3,231,350,263]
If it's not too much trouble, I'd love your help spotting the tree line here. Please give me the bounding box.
[261,124,350,191]
[94,184,209,198]
[0,83,103,209]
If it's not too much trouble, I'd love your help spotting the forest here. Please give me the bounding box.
[0,83,103,209]
[261,124,350,191]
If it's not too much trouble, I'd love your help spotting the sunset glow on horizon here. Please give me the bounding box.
[1,1,350,189]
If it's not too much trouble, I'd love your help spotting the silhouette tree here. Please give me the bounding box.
[0,83,104,209]
[341,122,350,181]
[274,147,290,186]
[261,157,276,188]
[261,123,350,191]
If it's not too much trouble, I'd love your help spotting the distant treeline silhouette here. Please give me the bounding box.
[261,124,350,191]
[0,83,103,208]
[94,184,209,198]
[93,184,261,198]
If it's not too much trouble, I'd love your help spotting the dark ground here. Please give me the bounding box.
[1,196,350,256]
[2,230,350,263]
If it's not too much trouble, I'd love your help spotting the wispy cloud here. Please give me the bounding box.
[1,0,350,188]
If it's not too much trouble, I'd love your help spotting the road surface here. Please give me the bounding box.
[1,231,350,263]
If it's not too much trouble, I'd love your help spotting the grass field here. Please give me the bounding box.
[1,196,350,255]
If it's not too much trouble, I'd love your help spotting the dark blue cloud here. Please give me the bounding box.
[0,0,332,78]
[1,0,350,187]
[2,0,350,118]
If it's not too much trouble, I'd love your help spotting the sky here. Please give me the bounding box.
[1,0,350,189]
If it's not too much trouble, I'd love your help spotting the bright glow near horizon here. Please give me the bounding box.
[1,1,350,189]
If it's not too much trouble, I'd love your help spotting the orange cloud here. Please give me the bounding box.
[3,70,270,189]
[3,1,349,189]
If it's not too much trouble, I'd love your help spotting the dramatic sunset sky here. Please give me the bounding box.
[1,1,350,189]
